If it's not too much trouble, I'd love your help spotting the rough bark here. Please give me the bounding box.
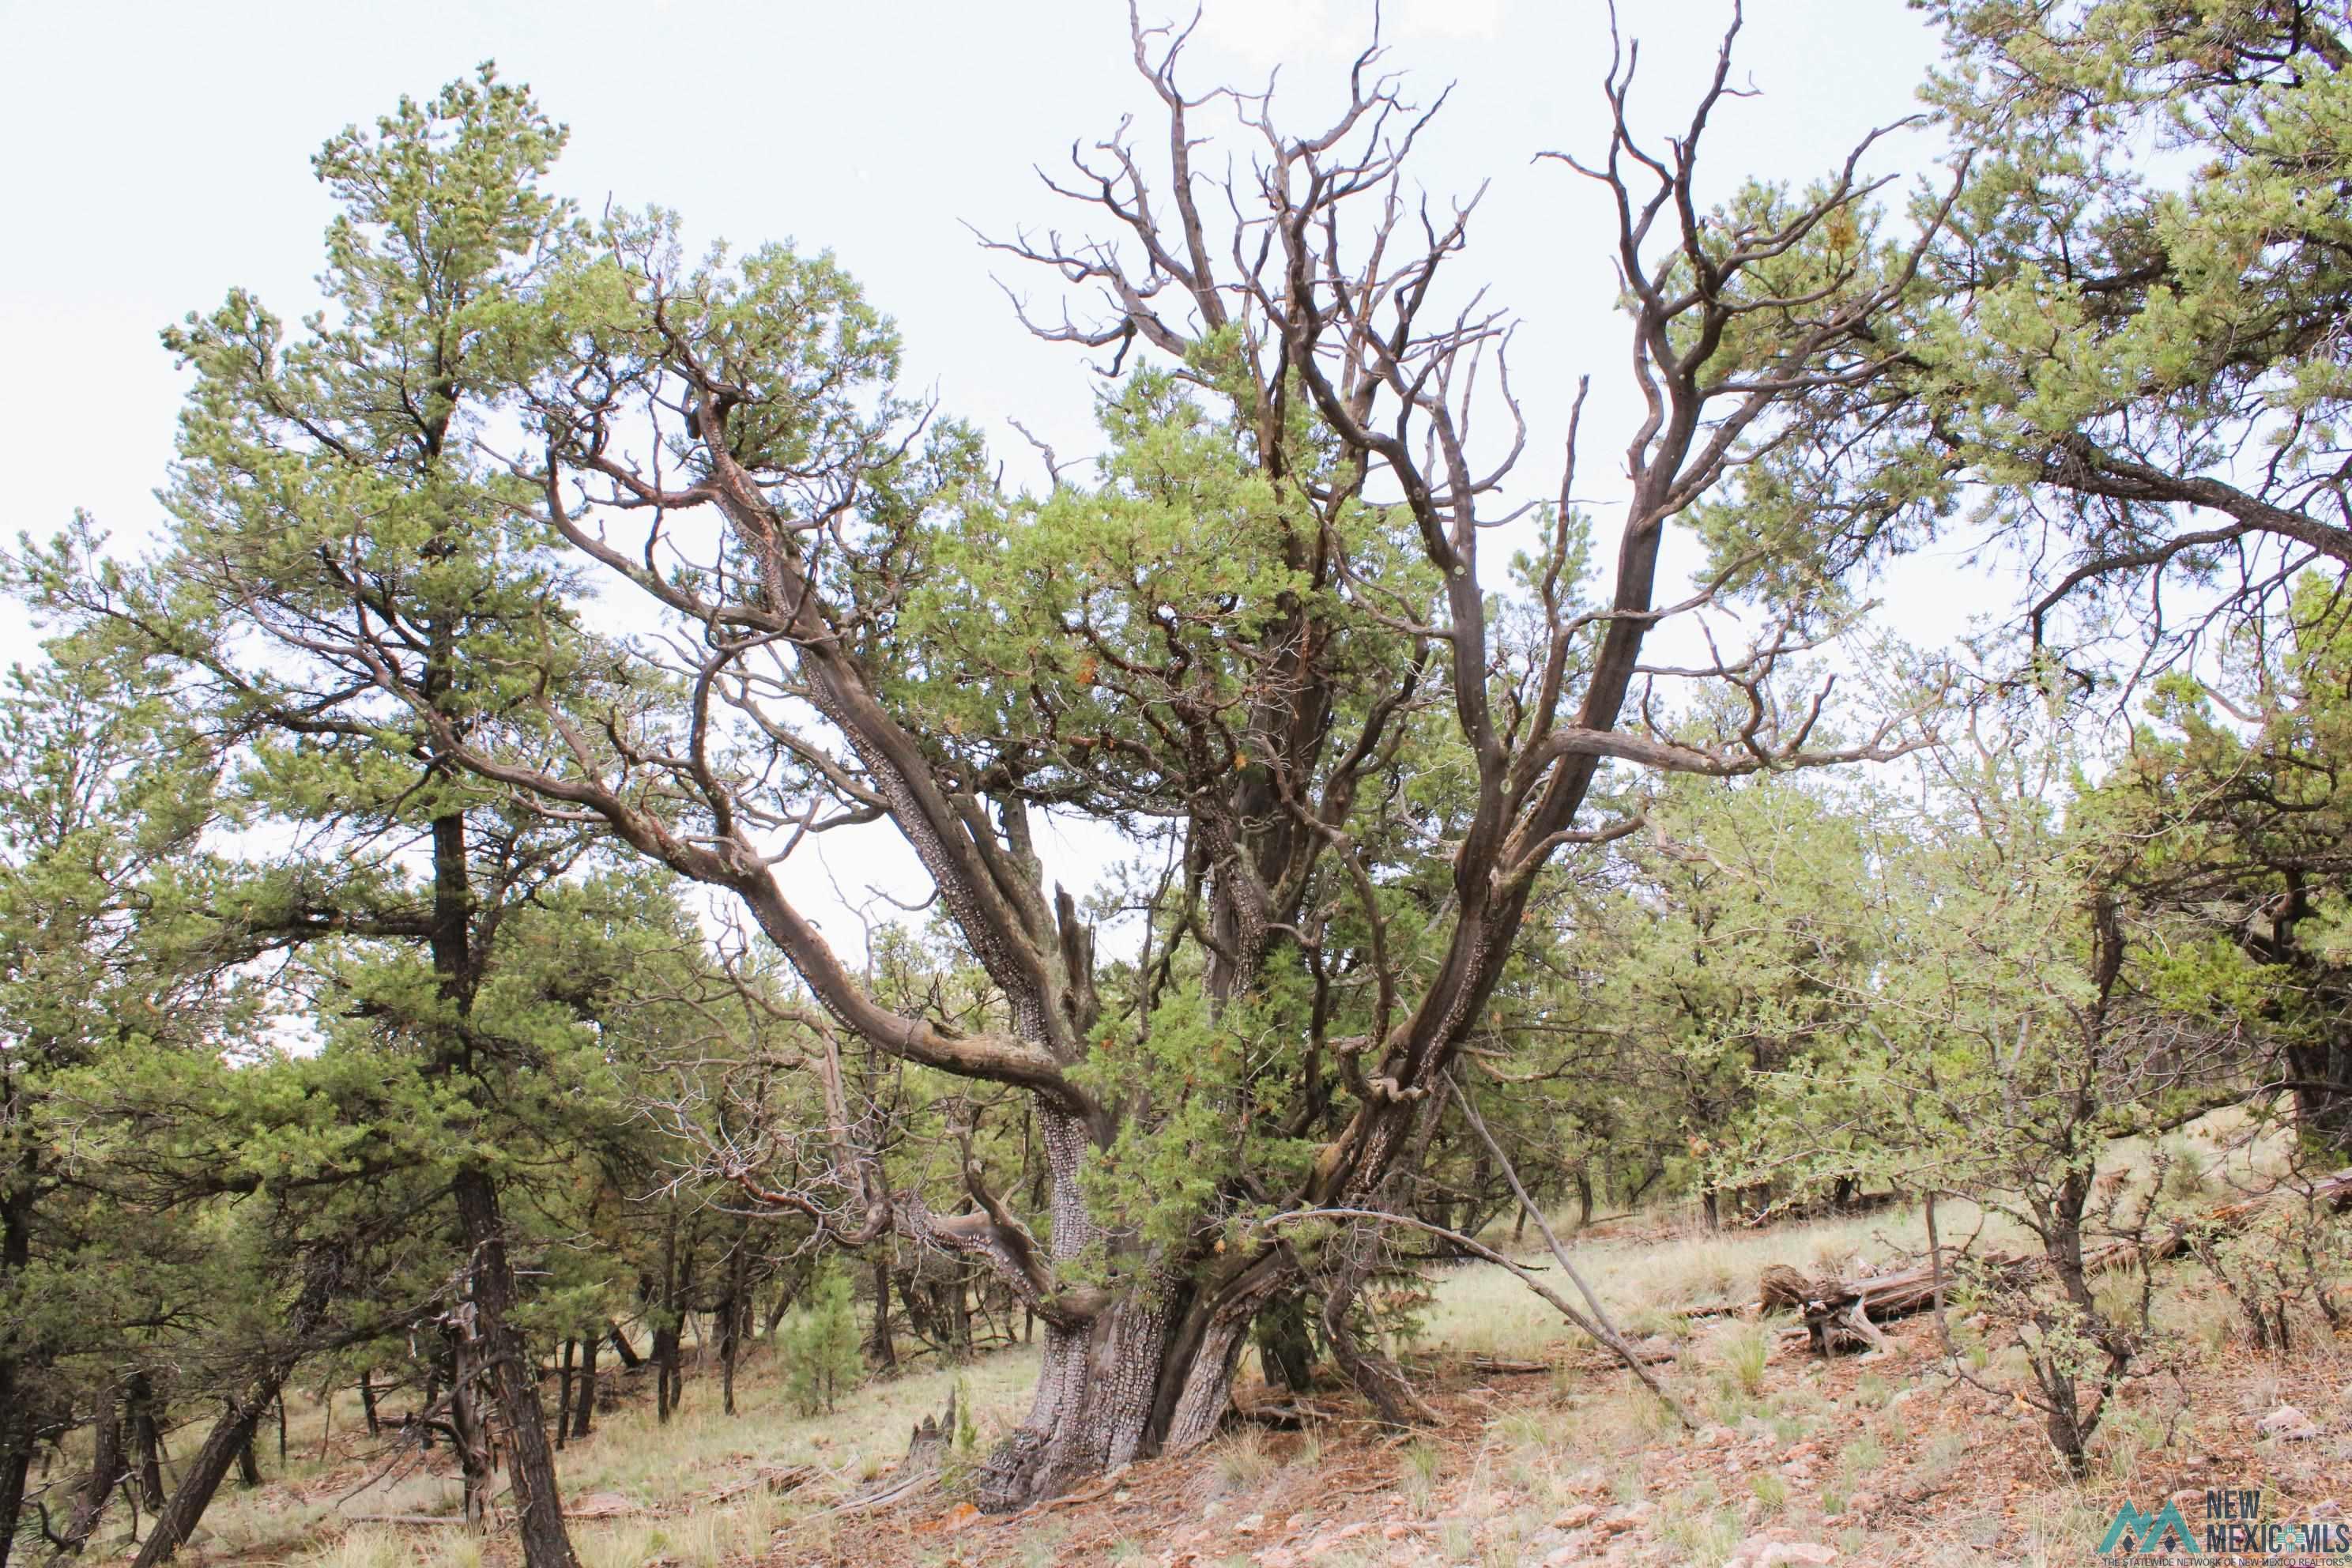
[450,1167,577,1568]
[569,1336,597,1442]
[47,1396,125,1562]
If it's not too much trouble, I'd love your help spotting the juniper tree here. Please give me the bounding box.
[356,14,1959,1508]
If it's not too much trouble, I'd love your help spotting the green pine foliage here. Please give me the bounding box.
[778,1270,865,1417]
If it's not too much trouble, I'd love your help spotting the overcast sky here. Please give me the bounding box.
[0,0,1973,937]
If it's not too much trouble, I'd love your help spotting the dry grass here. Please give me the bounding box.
[116,1108,2350,1568]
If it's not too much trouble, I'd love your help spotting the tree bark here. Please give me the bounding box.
[553,1340,574,1450]
[0,1396,31,1568]
[126,1374,164,1511]
[450,1166,578,1568]
[232,1414,261,1489]
[47,1395,125,1562]
[1,1184,38,1568]
[867,1254,895,1372]
[569,1336,597,1442]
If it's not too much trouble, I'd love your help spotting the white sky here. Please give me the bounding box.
[0,0,1988,945]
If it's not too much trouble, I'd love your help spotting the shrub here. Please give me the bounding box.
[778,1269,863,1415]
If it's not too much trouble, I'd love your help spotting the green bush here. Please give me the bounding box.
[779,1269,864,1415]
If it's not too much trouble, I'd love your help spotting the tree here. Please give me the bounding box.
[2096,579,2352,1149]
[1729,0,2352,673]
[21,68,614,1568]
[0,652,228,1567]
[778,1268,862,1416]
[379,12,1954,1510]
[1740,714,2246,1473]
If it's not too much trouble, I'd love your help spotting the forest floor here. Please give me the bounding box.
[100,1122,2352,1567]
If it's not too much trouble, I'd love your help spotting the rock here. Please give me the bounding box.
[1555,1504,1600,1530]
[2260,1404,2321,1442]
[1754,1544,1839,1566]
[1544,1544,1588,1567]
[1254,1550,1298,1568]
[1332,1521,1378,1543]
[2311,1500,2343,1519]
[1698,1424,1736,1447]
[1234,1513,1264,1534]
[1382,1522,1413,1541]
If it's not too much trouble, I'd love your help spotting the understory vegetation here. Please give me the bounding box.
[9,2,2352,1565]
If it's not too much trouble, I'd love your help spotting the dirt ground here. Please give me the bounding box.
[806,1298,2351,1568]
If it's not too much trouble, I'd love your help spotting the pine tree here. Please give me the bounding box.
[779,1270,863,1417]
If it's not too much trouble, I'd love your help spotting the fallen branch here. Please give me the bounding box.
[1447,1073,1698,1427]
[1775,1167,2352,1352]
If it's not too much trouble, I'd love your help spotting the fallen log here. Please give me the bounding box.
[707,1464,819,1505]
[1742,1187,1905,1229]
[1772,1167,2352,1354]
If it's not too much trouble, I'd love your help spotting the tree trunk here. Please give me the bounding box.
[2286,1028,2352,1153]
[570,1336,597,1442]
[133,1244,343,1568]
[357,1370,380,1440]
[1252,1294,1315,1394]
[867,1255,895,1372]
[653,1215,680,1427]
[762,1285,791,1341]
[126,1374,164,1511]
[134,1402,269,1568]
[553,1340,574,1450]
[0,1401,31,1568]
[445,1333,495,1526]
[232,1414,261,1489]
[1,1188,38,1568]
[718,1232,750,1418]
[603,1323,641,1371]
[47,1396,126,1561]
[969,1124,1292,1513]
[450,1166,578,1568]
